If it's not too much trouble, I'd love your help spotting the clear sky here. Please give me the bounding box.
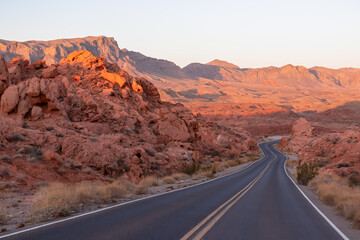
[1,0,359,68]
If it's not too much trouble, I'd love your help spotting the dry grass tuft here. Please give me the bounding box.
[162,176,176,184]
[171,173,190,181]
[29,180,133,222]
[310,174,360,229]
[0,209,9,225]
[135,176,160,195]
[139,176,160,187]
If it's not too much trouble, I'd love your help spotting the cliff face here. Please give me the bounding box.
[0,51,257,187]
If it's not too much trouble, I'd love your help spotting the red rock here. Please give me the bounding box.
[31,106,43,120]
[0,50,258,187]
[26,77,40,97]
[0,56,9,95]
[41,65,58,78]
[0,85,19,113]
[30,60,46,70]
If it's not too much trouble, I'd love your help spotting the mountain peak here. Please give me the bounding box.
[206,59,240,69]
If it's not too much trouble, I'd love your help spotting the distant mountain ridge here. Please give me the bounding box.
[1,36,360,113]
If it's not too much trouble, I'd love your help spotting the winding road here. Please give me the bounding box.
[1,141,348,240]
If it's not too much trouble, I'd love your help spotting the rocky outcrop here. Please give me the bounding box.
[0,51,258,187]
[279,119,360,178]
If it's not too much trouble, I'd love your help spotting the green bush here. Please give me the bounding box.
[296,161,319,185]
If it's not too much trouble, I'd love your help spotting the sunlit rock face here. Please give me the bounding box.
[0,51,257,187]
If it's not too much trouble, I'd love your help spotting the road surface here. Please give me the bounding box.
[1,141,347,240]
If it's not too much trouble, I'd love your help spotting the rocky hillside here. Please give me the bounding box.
[279,118,360,179]
[0,50,257,188]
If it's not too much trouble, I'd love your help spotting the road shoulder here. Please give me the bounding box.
[282,151,360,240]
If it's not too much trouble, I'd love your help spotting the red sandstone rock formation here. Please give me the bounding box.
[0,51,257,188]
[279,118,360,178]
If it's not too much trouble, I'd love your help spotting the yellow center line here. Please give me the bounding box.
[181,159,274,240]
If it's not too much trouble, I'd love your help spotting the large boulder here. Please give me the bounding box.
[41,65,59,78]
[31,106,43,120]
[291,118,314,137]
[26,77,41,97]
[0,85,19,113]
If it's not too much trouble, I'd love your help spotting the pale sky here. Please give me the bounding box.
[1,0,359,68]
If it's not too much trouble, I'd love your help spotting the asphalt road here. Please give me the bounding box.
[1,141,347,240]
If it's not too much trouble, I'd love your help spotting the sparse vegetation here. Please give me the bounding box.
[18,146,43,162]
[0,167,10,177]
[13,154,23,159]
[0,209,9,225]
[348,174,360,188]
[296,161,318,185]
[45,126,54,131]
[180,162,199,175]
[310,174,360,229]
[29,180,134,222]
[16,174,25,182]
[162,176,176,184]
[0,154,11,163]
[25,154,256,224]
[8,134,24,142]
[139,176,160,187]
[171,173,190,181]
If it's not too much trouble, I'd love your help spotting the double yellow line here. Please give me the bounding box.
[181,159,274,240]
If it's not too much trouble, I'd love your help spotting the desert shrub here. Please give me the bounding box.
[18,146,43,162]
[45,126,54,131]
[0,209,8,225]
[337,163,350,168]
[171,173,190,181]
[135,185,148,195]
[139,176,159,187]
[181,162,198,175]
[162,176,176,184]
[16,174,25,182]
[8,134,24,142]
[13,154,23,159]
[331,137,340,144]
[0,167,10,178]
[296,161,318,185]
[348,174,360,188]
[0,154,11,163]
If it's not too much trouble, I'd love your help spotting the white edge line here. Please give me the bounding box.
[281,149,350,240]
[0,143,269,239]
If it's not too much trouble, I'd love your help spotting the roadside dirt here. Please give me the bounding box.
[0,160,256,234]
